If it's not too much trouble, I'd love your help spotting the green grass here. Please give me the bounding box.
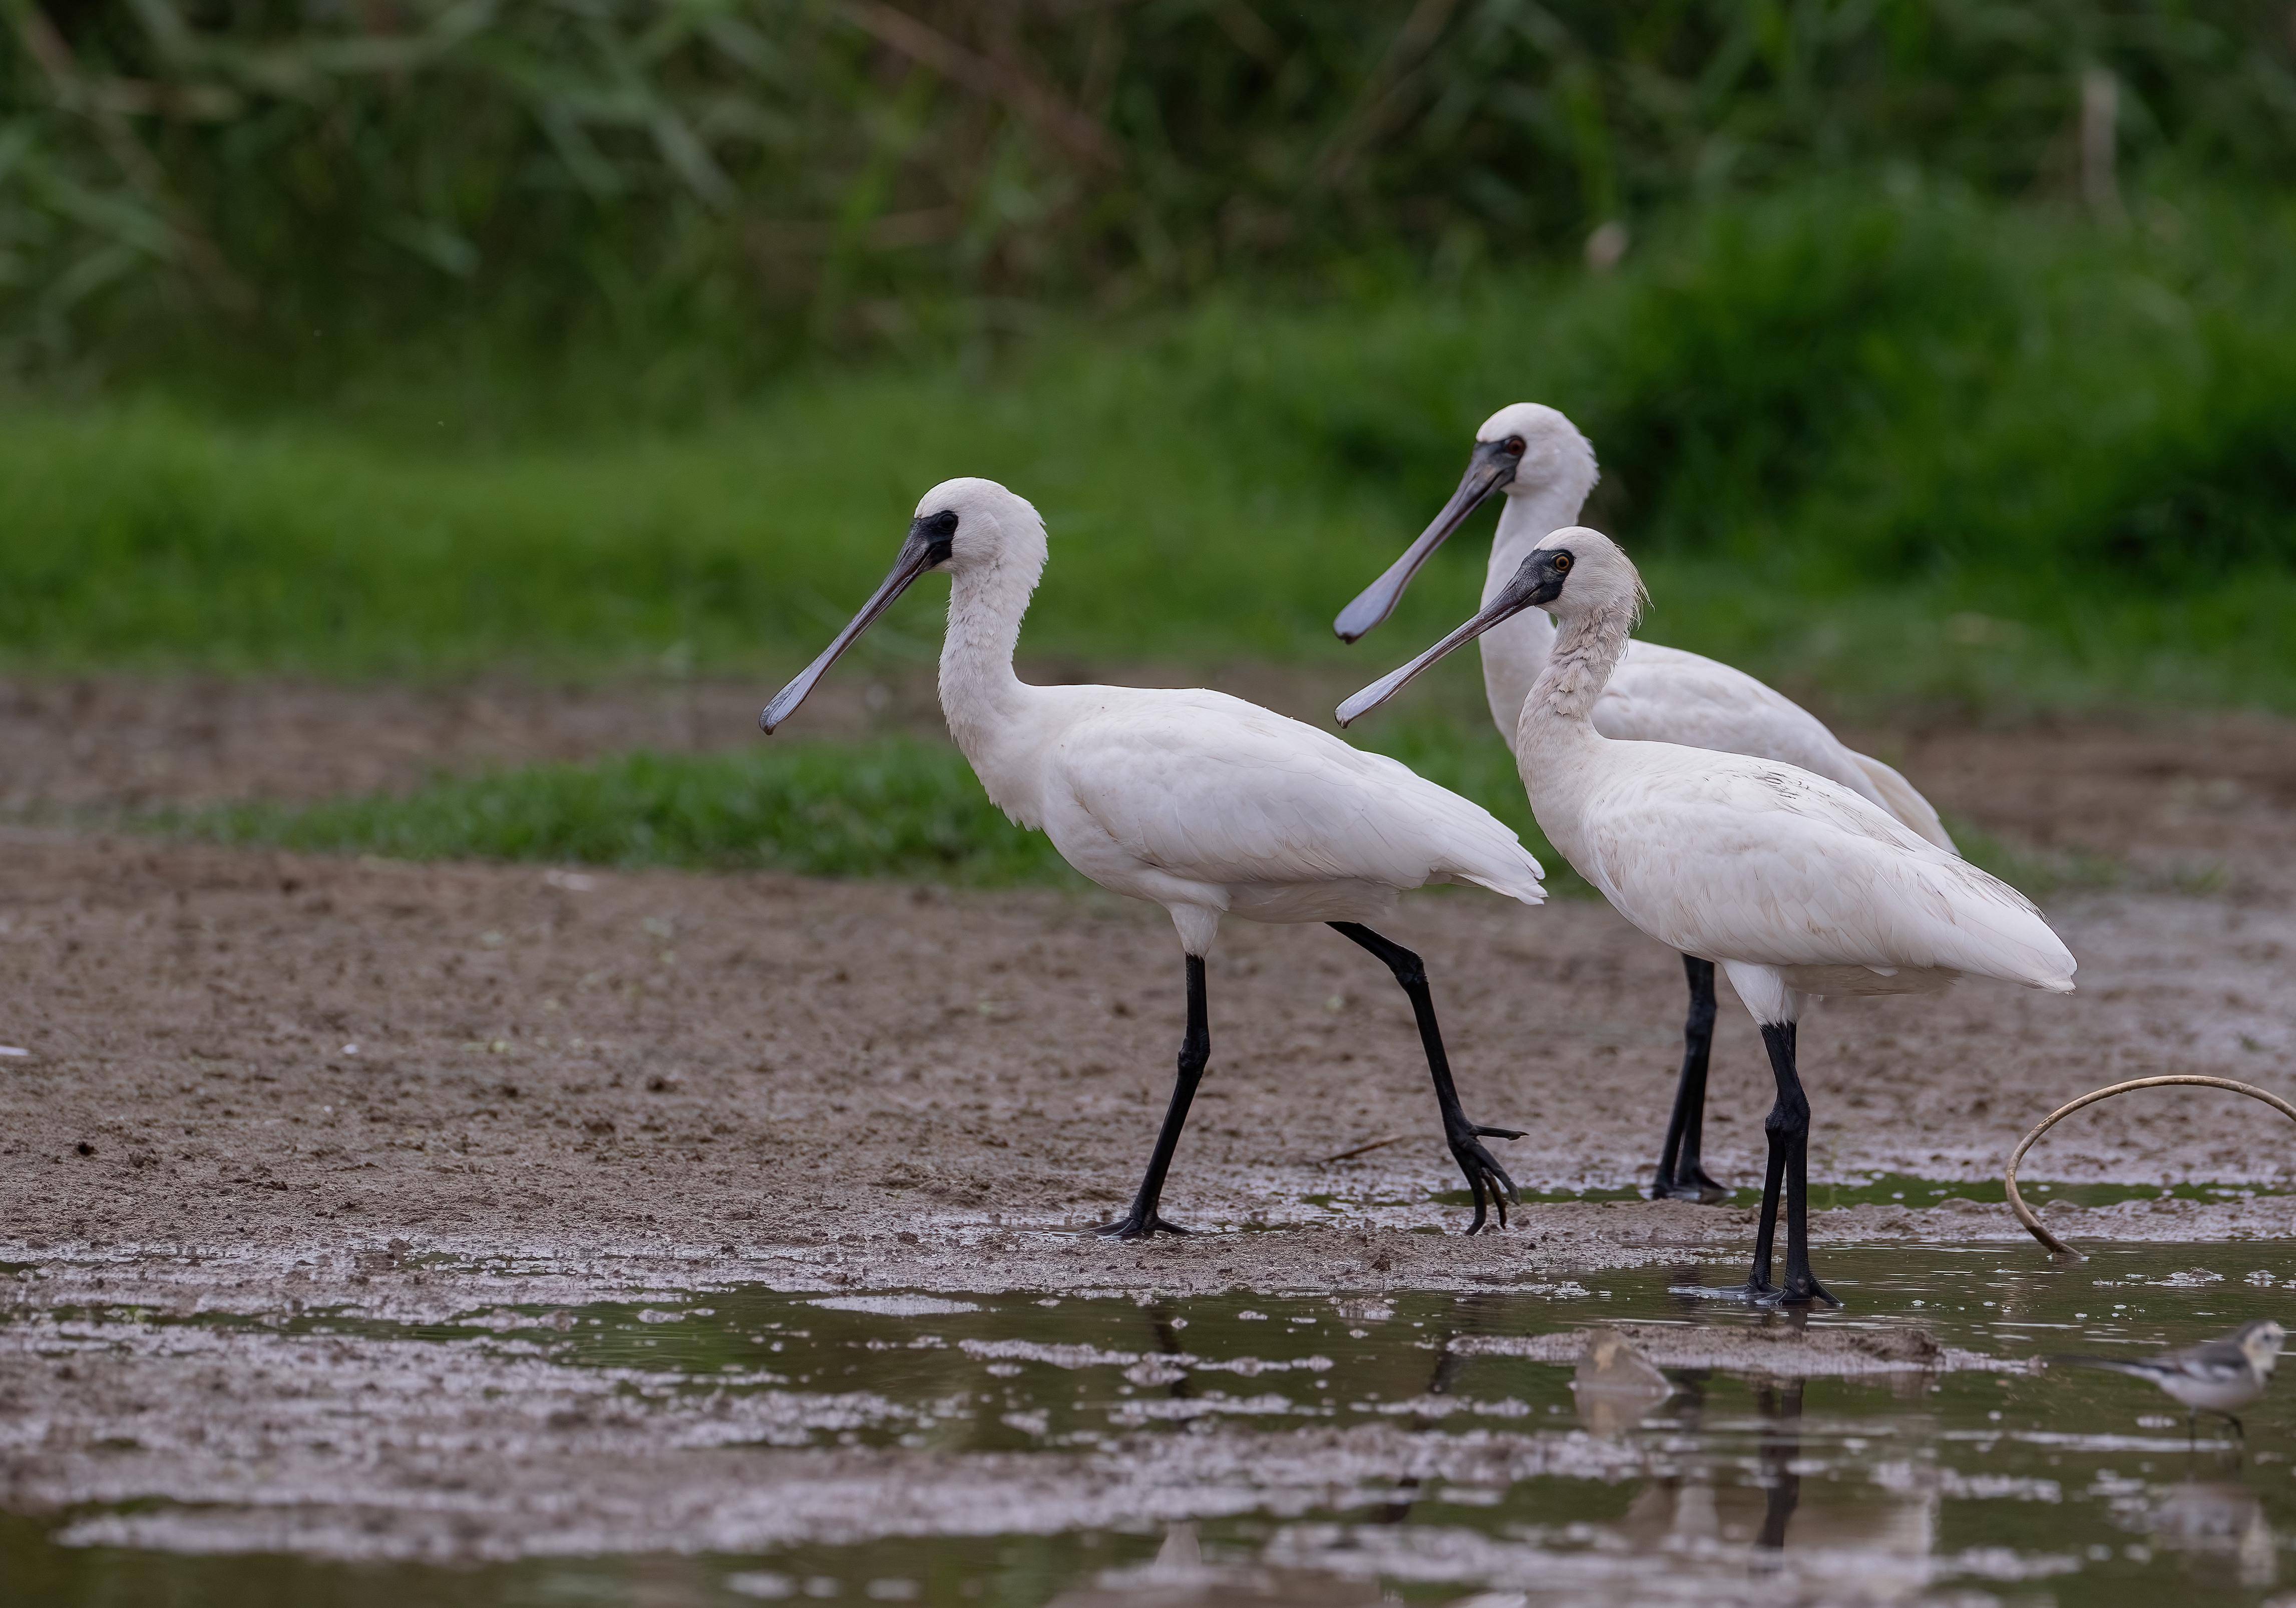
[163,726,2132,900]
[8,183,2296,714]
[176,740,1076,887]
[165,732,1565,887]
[163,727,1584,892]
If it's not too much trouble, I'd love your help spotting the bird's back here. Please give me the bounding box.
[1554,739,2071,991]
[1041,686,1544,908]
[1601,645,1879,799]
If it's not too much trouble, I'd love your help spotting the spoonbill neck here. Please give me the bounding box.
[1477,485,1583,748]
[938,537,1048,797]
[1514,595,1632,765]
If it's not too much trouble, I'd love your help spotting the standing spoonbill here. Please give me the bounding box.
[1336,404,1957,1204]
[1338,527,2074,1305]
[760,479,1547,1237]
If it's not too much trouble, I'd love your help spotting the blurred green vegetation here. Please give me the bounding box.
[7,182,2296,714]
[8,2,2290,376]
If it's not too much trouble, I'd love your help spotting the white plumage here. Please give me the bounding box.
[1340,525,2074,1305]
[1026,686,1543,954]
[762,477,1544,1237]
[1335,402,1957,1199]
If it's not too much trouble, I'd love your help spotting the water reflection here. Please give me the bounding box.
[1570,1328,1673,1438]
[1610,1369,1943,1602]
[1045,1524,1385,1607]
[2146,1475,2276,1588]
[9,1241,2296,1607]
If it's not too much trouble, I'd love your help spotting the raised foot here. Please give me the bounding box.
[1448,1124,1523,1235]
[1095,1211,1193,1241]
[1721,1277,1778,1303]
[1757,1274,1843,1310]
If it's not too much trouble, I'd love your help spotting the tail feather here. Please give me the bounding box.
[1853,751,1957,853]
[1454,862,1547,908]
[1400,768,1547,908]
[2049,1354,2157,1379]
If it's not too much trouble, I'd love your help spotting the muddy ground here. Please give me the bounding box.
[3,677,2295,1309]
[6,678,2296,1575]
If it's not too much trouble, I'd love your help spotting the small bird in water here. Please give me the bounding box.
[2052,1319,2285,1438]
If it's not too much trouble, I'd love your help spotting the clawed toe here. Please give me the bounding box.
[1761,1275,1841,1309]
[1651,1174,1730,1205]
[1450,1131,1520,1235]
[1095,1212,1193,1240]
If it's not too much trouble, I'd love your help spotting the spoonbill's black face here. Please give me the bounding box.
[1332,433,1526,642]
[1511,546,1575,608]
[912,508,959,569]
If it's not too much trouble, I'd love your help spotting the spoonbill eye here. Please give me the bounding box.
[1503,436,1526,455]
[1552,552,1574,572]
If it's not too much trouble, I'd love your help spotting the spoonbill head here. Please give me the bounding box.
[1340,527,1643,725]
[761,478,1041,735]
[759,478,1549,1238]
[1335,404,1596,644]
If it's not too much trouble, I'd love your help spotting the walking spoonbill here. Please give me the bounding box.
[1338,527,2074,1305]
[1335,404,1957,1204]
[761,478,1547,1237]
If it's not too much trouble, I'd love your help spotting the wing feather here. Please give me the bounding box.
[1574,752,2071,990]
[1051,691,1543,904]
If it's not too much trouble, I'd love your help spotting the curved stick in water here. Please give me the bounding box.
[2005,1075,2296,1257]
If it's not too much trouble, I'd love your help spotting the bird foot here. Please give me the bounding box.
[1095,1210,1192,1241]
[1649,1165,1730,1205]
[1447,1125,1522,1234]
[1757,1273,1843,1310]
[1723,1277,1778,1303]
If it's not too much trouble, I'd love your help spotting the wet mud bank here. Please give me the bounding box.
[1,824,2293,1295]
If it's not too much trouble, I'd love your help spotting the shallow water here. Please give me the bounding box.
[10,1240,2296,1606]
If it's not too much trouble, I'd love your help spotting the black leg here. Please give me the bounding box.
[1652,956,1728,1203]
[1097,954,1210,1240]
[1331,921,1521,1234]
[1736,1093,1788,1300]
[1750,1022,1838,1308]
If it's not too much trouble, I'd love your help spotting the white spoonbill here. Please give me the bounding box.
[1335,404,1956,1204]
[760,478,1547,1237]
[1338,527,2074,1305]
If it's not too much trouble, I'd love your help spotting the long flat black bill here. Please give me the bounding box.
[1332,457,1508,643]
[1336,591,1531,728]
[759,536,932,734]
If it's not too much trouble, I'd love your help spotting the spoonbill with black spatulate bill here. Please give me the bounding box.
[1335,404,1958,1205]
[762,479,1546,1237]
[1339,526,2074,1304]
